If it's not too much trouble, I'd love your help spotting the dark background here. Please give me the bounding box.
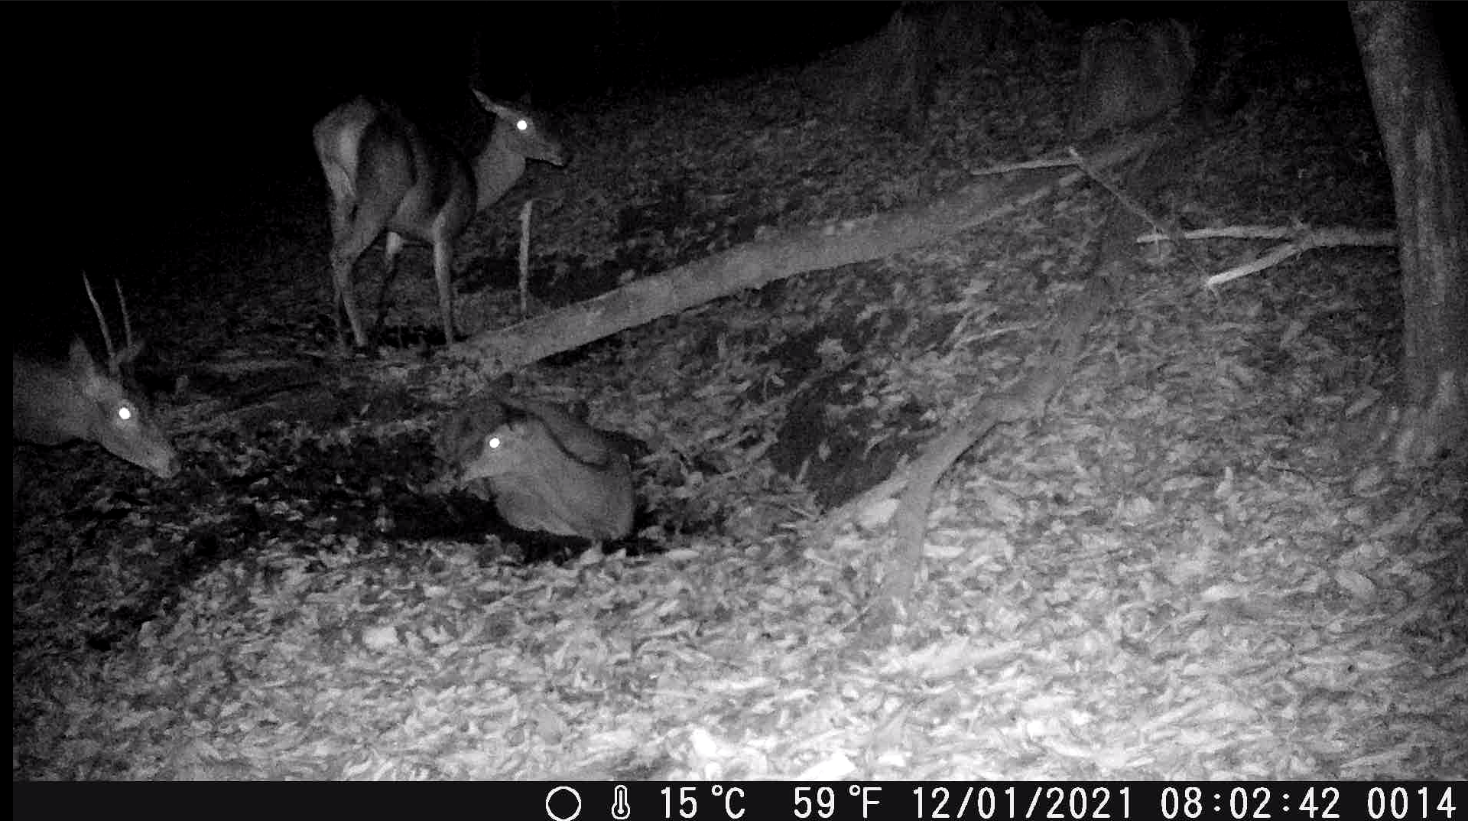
[7,3,1463,338]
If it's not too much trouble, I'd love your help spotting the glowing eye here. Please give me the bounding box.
[515,119,528,132]
[117,406,135,422]
[488,436,504,450]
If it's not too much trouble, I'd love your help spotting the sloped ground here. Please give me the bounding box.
[13,24,1465,780]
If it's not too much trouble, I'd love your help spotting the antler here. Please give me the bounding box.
[115,278,135,352]
[80,272,138,375]
[81,272,118,374]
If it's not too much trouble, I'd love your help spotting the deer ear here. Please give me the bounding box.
[114,340,146,370]
[66,340,113,400]
[68,338,100,376]
[471,89,500,111]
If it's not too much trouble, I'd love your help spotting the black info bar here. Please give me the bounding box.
[13,781,1457,821]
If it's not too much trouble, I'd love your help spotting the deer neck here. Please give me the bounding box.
[12,357,89,445]
[472,126,529,212]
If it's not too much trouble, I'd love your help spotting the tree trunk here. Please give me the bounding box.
[1349,2,1468,463]
[842,2,940,136]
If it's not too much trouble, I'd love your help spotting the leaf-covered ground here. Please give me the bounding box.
[13,19,1465,780]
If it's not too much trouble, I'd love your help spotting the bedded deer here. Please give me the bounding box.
[436,395,634,540]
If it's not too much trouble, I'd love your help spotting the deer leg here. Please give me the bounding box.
[330,246,371,348]
[329,196,394,349]
[432,232,457,346]
[372,232,406,342]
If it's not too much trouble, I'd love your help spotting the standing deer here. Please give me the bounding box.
[12,276,180,482]
[313,91,566,349]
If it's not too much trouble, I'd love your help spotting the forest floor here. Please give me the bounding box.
[13,17,1464,780]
